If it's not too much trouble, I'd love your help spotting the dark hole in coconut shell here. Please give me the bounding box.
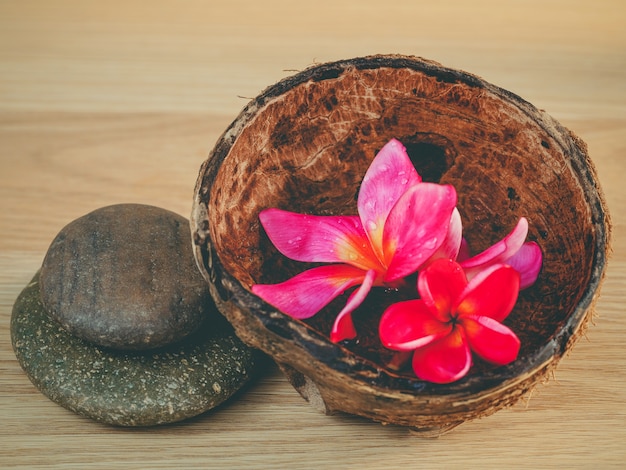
[404,142,448,182]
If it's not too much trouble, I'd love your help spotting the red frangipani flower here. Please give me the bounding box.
[252,139,458,342]
[379,258,521,384]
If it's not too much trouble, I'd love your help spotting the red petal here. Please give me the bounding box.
[417,258,467,322]
[357,139,421,259]
[379,299,452,351]
[383,183,457,281]
[251,264,366,319]
[330,269,378,342]
[259,209,381,270]
[456,264,520,322]
[461,315,521,365]
[460,217,528,279]
[507,241,543,289]
[411,330,472,384]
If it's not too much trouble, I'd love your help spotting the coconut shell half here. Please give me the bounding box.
[190,55,611,433]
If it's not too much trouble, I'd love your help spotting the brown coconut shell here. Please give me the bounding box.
[190,54,611,434]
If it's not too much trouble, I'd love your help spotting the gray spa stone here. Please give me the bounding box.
[39,204,210,350]
[11,272,261,426]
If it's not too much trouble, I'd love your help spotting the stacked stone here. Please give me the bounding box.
[11,204,259,426]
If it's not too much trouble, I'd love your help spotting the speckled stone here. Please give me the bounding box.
[40,204,210,350]
[11,272,262,426]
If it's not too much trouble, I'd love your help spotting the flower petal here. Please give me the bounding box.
[460,217,528,279]
[379,299,452,351]
[252,264,366,319]
[429,207,463,261]
[456,264,520,322]
[357,139,421,259]
[507,241,543,289]
[411,329,472,384]
[383,183,458,281]
[259,208,381,270]
[417,258,467,322]
[330,269,377,342]
[457,238,470,262]
[461,315,521,365]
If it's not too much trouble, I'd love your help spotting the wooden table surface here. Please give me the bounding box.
[1,1,624,468]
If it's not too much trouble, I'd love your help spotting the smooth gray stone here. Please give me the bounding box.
[40,204,210,350]
[11,272,261,426]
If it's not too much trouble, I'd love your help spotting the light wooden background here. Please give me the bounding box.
[1,1,625,468]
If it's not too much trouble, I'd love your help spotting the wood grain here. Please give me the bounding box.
[1,1,625,468]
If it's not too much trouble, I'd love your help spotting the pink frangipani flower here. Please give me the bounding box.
[252,139,457,342]
[379,258,521,384]
[458,217,542,289]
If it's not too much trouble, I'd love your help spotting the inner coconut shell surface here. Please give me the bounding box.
[192,55,610,428]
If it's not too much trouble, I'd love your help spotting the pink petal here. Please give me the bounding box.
[357,139,421,259]
[411,330,472,384]
[379,299,452,351]
[429,207,463,261]
[507,241,543,289]
[460,217,528,279]
[461,315,521,365]
[330,269,377,342]
[259,208,382,271]
[383,183,457,281]
[417,258,467,322]
[251,264,367,319]
[457,238,470,262]
[455,264,520,322]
